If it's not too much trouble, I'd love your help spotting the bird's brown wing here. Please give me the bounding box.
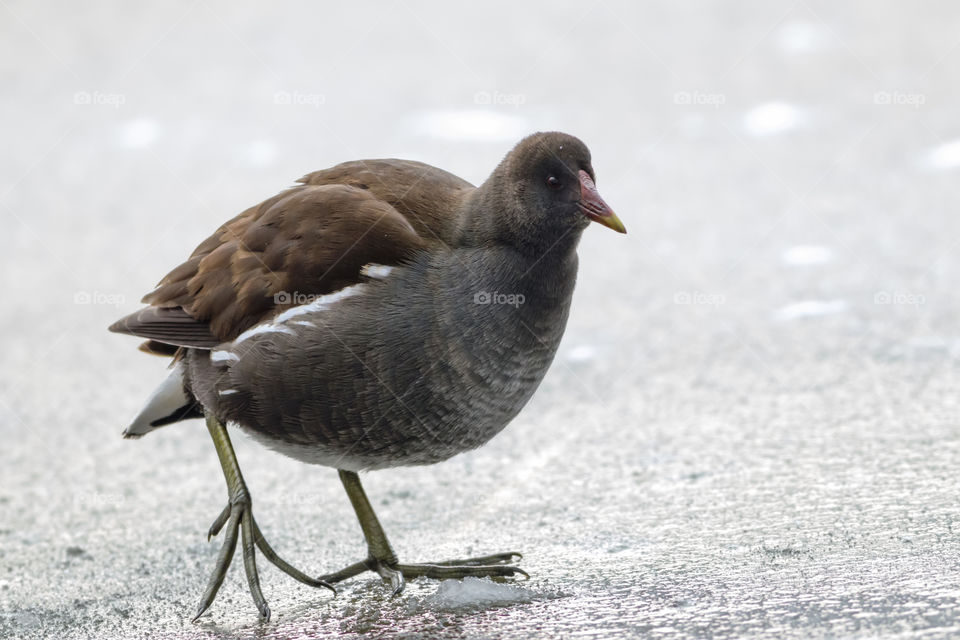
[298,158,474,244]
[109,170,467,350]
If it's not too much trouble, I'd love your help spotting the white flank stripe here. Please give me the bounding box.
[218,389,239,396]
[274,284,366,324]
[361,264,394,279]
[234,323,297,344]
[229,284,367,347]
[210,350,240,363]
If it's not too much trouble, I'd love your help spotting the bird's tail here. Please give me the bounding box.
[123,363,203,438]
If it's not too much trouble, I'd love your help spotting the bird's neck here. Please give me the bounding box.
[457,180,584,260]
[454,180,505,247]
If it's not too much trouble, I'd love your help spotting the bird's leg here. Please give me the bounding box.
[318,470,527,595]
[193,414,335,622]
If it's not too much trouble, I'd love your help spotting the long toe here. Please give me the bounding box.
[317,560,370,585]
[194,506,242,621]
[239,510,270,620]
[250,519,337,594]
[313,550,527,593]
[418,552,522,567]
[397,562,529,581]
[194,501,334,622]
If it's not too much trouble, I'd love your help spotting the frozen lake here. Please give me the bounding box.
[2,1,960,638]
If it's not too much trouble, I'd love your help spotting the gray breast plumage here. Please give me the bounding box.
[185,246,578,471]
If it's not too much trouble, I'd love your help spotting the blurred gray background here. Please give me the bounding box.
[3,1,960,638]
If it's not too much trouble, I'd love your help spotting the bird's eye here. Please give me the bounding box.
[546,175,562,189]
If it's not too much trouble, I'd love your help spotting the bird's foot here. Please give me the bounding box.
[193,494,336,622]
[317,552,527,595]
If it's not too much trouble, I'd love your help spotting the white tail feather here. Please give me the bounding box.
[123,363,191,437]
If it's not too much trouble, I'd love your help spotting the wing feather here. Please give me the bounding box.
[110,165,469,349]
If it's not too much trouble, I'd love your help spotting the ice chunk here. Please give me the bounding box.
[423,577,534,611]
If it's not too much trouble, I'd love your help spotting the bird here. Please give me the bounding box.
[109,131,626,621]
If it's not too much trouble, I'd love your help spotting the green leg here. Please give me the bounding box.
[318,470,527,594]
[193,414,335,622]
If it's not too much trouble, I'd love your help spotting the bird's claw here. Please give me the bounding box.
[193,497,334,623]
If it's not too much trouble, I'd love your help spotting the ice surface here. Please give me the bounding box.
[743,102,803,136]
[410,109,529,142]
[781,245,834,266]
[774,299,848,321]
[117,118,160,149]
[565,344,598,363]
[776,22,828,54]
[242,139,278,167]
[924,139,960,171]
